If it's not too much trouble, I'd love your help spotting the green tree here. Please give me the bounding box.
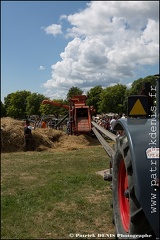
[128,75,157,96]
[66,86,83,101]
[26,93,46,116]
[39,98,52,116]
[123,75,157,113]
[99,84,127,114]
[86,85,103,114]
[3,93,13,113]
[4,91,31,119]
[39,99,68,118]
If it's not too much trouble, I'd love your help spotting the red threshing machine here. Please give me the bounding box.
[42,95,95,135]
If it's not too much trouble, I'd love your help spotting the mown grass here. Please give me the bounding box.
[1,145,115,239]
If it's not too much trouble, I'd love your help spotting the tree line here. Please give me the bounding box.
[1,75,157,119]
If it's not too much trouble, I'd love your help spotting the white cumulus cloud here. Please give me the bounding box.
[42,1,159,99]
[43,24,62,36]
[39,65,45,70]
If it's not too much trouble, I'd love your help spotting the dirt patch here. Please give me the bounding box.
[1,117,99,153]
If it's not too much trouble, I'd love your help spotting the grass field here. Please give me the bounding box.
[1,145,115,239]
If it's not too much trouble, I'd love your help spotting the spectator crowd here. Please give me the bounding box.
[93,113,126,135]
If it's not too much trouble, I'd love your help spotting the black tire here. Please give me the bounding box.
[112,135,155,239]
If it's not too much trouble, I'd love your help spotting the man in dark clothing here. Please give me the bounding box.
[23,120,35,151]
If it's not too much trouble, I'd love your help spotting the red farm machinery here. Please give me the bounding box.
[42,95,95,135]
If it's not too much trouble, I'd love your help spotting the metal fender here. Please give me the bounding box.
[114,118,159,238]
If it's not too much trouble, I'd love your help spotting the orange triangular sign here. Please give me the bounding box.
[129,99,146,115]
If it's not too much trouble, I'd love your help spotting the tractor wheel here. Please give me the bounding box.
[112,136,155,239]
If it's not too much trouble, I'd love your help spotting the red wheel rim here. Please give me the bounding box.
[118,159,130,232]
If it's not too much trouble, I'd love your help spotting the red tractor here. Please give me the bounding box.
[42,95,95,135]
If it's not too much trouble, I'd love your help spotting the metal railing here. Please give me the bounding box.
[91,121,116,157]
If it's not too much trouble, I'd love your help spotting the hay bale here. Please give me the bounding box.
[0,117,64,153]
[56,134,91,150]
[1,117,98,153]
[1,117,24,152]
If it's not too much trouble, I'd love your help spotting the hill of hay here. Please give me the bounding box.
[1,117,99,153]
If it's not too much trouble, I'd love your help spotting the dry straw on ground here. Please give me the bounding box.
[1,117,97,153]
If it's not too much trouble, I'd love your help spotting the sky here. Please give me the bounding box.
[1,1,159,102]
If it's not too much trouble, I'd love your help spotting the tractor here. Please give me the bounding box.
[92,74,159,239]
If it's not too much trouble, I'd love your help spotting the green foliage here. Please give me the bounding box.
[128,75,156,96]
[2,75,157,118]
[39,98,52,116]
[39,99,68,118]
[26,93,46,116]
[4,93,14,112]
[123,75,157,114]
[99,84,127,114]
[66,86,83,101]
[4,91,31,119]
[86,86,103,114]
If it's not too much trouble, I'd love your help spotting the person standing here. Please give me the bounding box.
[110,115,117,134]
[23,120,35,151]
[41,120,47,128]
[66,120,70,135]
